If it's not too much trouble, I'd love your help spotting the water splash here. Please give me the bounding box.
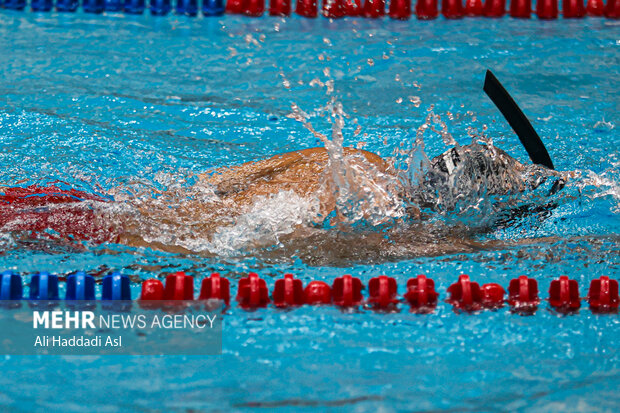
[288,97,406,228]
[206,190,320,256]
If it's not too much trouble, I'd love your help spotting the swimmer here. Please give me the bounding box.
[0,71,565,261]
[0,142,560,259]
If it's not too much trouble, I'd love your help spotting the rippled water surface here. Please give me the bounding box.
[0,10,619,413]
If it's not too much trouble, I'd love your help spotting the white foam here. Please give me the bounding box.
[205,190,320,255]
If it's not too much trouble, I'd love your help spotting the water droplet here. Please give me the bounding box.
[408,96,421,107]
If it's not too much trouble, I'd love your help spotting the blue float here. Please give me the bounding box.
[124,0,145,13]
[177,0,198,15]
[4,0,26,9]
[84,0,105,13]
[104,0,123,11]
[56,0,79,11]
[202,0,225,15]
[66,271,96,300]
[102,272,132,300]
[150,0,171,15]
[31,0,54,11]
[29,272,60,300]
[0,271,23,300]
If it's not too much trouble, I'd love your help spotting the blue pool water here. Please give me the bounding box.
[0,10,619,412]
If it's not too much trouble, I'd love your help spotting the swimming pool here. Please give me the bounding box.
[0,10,619,412]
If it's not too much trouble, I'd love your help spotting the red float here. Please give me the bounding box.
[344,0,363,15]
[323,0,345,16]
[415,0,439,18]
[269,0,291,15]
[296,0,318,16]
[367,275,398,309]
[237,272,270,308]
[273,273,304,307]
[163,272,194,300]
[483,0,505,16]
[332,274,363,307]
[481,283,505,309]
[199,272,230,305]
[363,0,385,17]
[447,274,483,311]
[605,0,620,17]
[587,276,619,313]
[563,0,585,17]
[509,0,531,17]
[442,0,463,18]
[549,275,580,312]
[536,0,558,18]
[141,279,164,300]
[244,0,264,15]
[303,281,332,305]
[388,0,411,18]
[464,0,483,15]
[226,0,245,13]
[508,275,540,312]
[403,275,438,312]
[586,0,605,15]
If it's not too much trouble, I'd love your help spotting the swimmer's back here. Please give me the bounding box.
[202,147,389,199]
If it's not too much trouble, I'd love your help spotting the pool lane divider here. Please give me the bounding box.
[464,0,482,15]
[269,0,290,15]
[149,0,171,14]
[536,0,558,18]
[587,0,606,15]
[1,0,619,18]
[225,0,244,13]
[236,272,270,308]
[403,274,438,312]
[483,0,504,16]
[1,270,618,314]
[507,275,539,314]
[203,0,225,14]
[345,0,362,16]
[321,0,341,17]
[548,275,581,312]
[273,273,304,307]
[200,272,231,305]
[563,0,586,17]
[177,0,198,15]
[388,0,410,18]
[442,0,464,18]
[66,271,96,300]
[83,0,104,12]
[416,0,438,18]
[509,0,530,18]
[56,0,78,11]
[295,0,317,16]
[105,0,123,11]
[31,0,52,10]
